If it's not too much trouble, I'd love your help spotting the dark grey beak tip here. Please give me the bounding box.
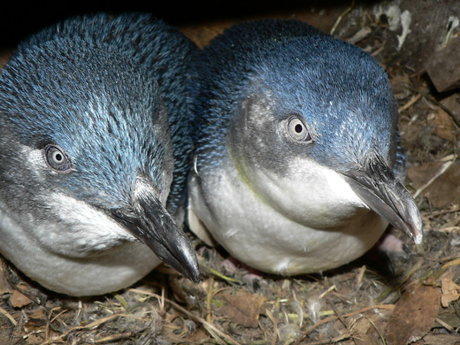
[343,155,423,245]
[184,261,201,283]
[159,240,201,283]
[161,253,201,282]
[405,202,423,245]
[111,198,201,283]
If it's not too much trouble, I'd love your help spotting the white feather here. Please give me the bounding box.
[189,157,387,275]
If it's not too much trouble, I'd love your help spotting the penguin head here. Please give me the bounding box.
[0,37,199,281]
[227,34,422,242]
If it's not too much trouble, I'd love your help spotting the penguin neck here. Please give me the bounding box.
[189,155,387,275]
[228,144,370,230]
[0,198,159,296]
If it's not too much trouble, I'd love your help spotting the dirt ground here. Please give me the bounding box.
[0,2,459,345]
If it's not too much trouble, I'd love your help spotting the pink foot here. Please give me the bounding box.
[377,233,404,253]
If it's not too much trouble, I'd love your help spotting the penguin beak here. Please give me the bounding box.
[111,192,200,283]
[343,154,423,244]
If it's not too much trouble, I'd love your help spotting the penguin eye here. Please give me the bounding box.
[286,116,312,143]
[44,145,72,173]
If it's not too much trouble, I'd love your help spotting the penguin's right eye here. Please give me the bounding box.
[286,115,313,143]
[44,145,72,173]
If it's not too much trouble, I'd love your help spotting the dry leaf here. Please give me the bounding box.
[423,334,460,345]
[24,334,43,344]
[351,317,382,345]
[181,23,230,48]
[25,306,48,331]
[440,93,460,125]
[29,307,46,320]
[215,289,266,327]
[10,290,32,308]
[407,160,460,208]
[423,161,460,208]
[407,161,444,188]
[441,272,460,307]
[427,109,457,142]
[385,282,440,345]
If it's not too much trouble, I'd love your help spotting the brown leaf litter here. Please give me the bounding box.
[385,282,441,345]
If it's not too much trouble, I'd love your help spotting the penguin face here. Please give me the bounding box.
[0,40,173,210]
[225,35,420,241]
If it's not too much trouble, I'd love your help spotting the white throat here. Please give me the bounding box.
[245,156,368,229]
[188,158,387,276]
[0,194,159,296]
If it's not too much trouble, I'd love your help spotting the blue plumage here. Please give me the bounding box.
[188,19,422,275]
[192,20,398,173]
[0,13,199,296]
[15,13,195,214]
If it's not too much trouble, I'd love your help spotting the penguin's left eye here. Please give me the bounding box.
[286,116,313,143]
[44,145,72,173]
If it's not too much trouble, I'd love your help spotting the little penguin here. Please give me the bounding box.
[188,19,423,276]
[0,13,199,296]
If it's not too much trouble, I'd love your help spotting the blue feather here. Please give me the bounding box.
[191,19,400,174]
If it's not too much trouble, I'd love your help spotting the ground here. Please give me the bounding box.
[0,2,459,345]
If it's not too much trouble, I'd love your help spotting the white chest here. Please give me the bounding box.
[188,161,387,275]
[0,197,160,296]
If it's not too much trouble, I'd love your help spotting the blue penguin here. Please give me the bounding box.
[188,20,422,275]
[0,13,199,296]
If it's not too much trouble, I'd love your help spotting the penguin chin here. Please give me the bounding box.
[32,192,135,259]
[0,199,160,296]
[243,157,368,230]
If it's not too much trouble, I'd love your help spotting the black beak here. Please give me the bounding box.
[343,154,423,244]
[111,193,200,283]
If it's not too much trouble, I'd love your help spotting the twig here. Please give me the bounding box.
[435,318,455,332]
[292,291,304,327]
[265,308,279,345]
[303,333,352,345]
[423,258,460,284]
[439,226,460,232]
[366,316,387,345]
[129,288,242,345]
[398,94,422,113]
[0,306,17,326]
[427,207,460,218]
[441,258,460,271]
[94,332,133,343]
[40,313,129,345]
[355,265,366,290]
[319,285,336,299]
[371,45,385,56]
[200,263,242,284]
[159,287,166,314]
[294,304,394,345]
[440,154,457,162]
[206,278,215,323]
[330,0,355,35]
[439,254,460,263]
[45,307,66,343]
[330,303,357,345]
[347,27,371,44]
[49,309,67,324]
[414,158,455,198]
[113,293,129,310]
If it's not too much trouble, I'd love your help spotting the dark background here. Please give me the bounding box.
[0,1,366,48]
